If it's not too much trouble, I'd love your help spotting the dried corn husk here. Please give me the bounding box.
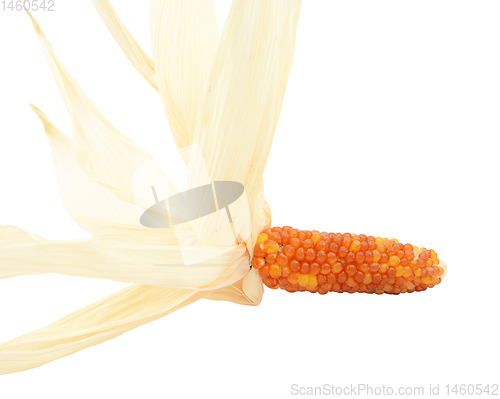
[0,0,301,374]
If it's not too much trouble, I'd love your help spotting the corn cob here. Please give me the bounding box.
[252,226,447,295]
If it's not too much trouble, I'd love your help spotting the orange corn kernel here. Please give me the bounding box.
[388,255,400,267]
[263,240,279,254]
[256,233,268,244]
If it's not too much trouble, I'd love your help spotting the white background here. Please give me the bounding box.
[1,1,499,398]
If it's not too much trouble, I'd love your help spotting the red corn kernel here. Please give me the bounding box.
[346,265,357,276]
[252,257,265,270]
[289,260,300,272]
[265,253,277,264]
[300,262,310,274]
[310,263,321,275]
[269,264,281,279]
[387,246,397,256]
[342,236,353,248]
[295,247,305,261]
[321,263,332,274]
[346,277,357,287]
[283,245,295,258]
[276,253,288,266]
[380,253,389,263]
[290,238,301,249]
[316,250,327,263]
[315,240,328,252]
[302,239,314,250]
[333,262,344,274]
[280,231,290,246]
[270,232,282,245]
[379,263,389,274]
[333,234,342,246]
[258,266,270,279]
[355,252,365,264]
[329,242,339,253]
[370,263,380,273]
[278,277,289,288]
[254,244,265,257]
[287,272,300,284]
[338,246,348,259]
[305,248,316,262]
[327,252,338,265]
[346,251,355,264]
[263,277,278,288]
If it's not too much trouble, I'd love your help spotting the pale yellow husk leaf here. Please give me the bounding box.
[91,0,158,91]
[30,105,143,234]
[29,104,194,245]
[0,233,249,290]
[150,0,219,161]
[0,284,206,374]
[0,1,302,374]
[188,0,301,250]
[27,12,178,211]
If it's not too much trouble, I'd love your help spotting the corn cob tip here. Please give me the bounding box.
[439,260,448,279]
